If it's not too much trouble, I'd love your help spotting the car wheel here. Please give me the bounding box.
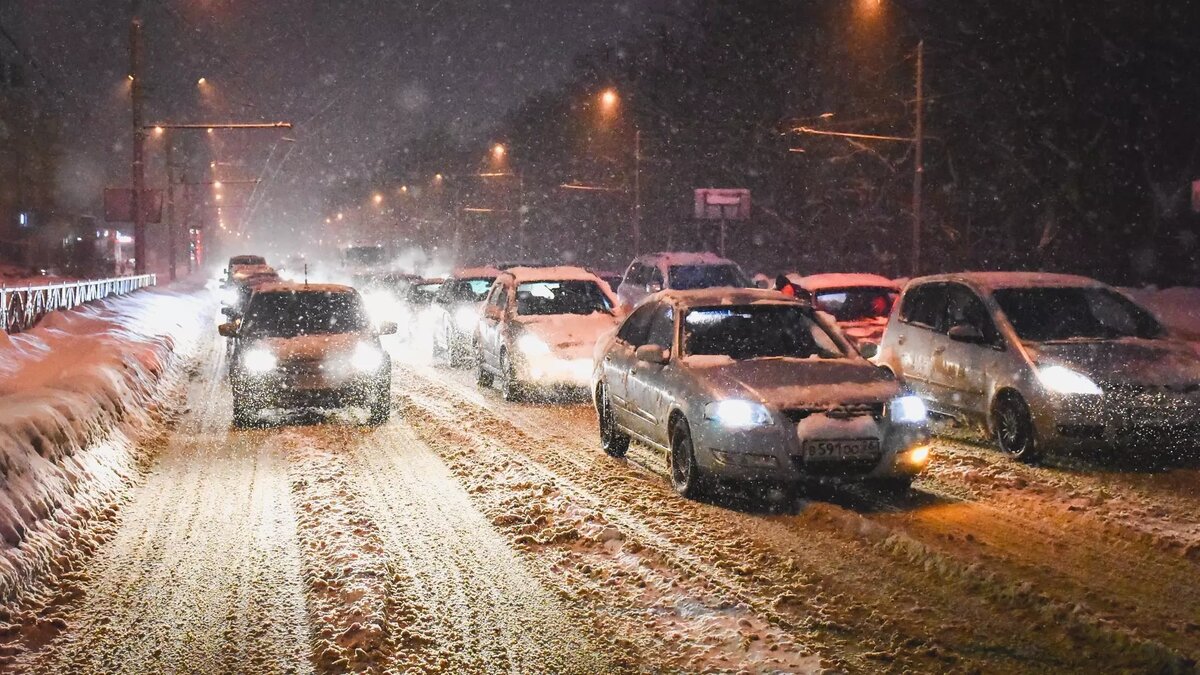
[367,379,391,426]
[993,391,1041,462]
[232,394,258,428]
[500,350,523,402]
[670,417,705,499]
[475,350,494,388]
[597,384,630,458]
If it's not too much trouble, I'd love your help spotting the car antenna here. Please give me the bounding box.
[304,263,309,286]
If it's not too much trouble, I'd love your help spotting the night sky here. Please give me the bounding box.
[13,0,683,237]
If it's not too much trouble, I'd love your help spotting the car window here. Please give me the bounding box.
[648,267,665,287]
[515,281,612,316]
[667,264,748,290]
[900,283,949,330]
[441,278,495,302]
[941,284,999,341]
[644,303,675,349]
[616,301,658,346]
[683,305,844,360]
[992,287,1162,342]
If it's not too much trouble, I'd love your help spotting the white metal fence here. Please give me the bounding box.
[1,275,157,333]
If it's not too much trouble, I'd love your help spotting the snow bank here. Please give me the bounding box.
[0,288,207,600]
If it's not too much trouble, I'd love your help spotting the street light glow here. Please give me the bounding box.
[197,77,207,85]
[153,126,164,136]
[336,212,344,220]
[213,180,223,189]
[600,88,619,110]
[434,173,444,182]
[492,143,506,159]
[373,193,383,205]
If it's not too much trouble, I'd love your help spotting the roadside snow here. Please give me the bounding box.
[0,288,207,600]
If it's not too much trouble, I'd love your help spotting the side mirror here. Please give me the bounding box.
[858,342,879,359]
[220,306,238,318]
[635,344,670,365]
[948,323,986,344]
[218,322,238,338]
[377,321,398,335]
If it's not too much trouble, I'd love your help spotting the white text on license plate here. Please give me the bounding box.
[802,438,880,461]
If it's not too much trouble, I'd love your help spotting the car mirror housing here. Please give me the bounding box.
[377,321,399,335]
[858,342,879,359]
[635,344,670,365]
[218,322,238,338]
[948,323,987,344]
[220,306,238,318]
[646,282,663,294]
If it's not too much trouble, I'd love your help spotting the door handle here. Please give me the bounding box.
[897,336,907,345]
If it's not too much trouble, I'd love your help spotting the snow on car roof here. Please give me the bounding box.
[789,273,899,291]
[912,271,1106,291]
[660,287,802,308]
[638,251,735,268]
[251,281,357,295]
[451,266,502,279]
[501,265,603,284]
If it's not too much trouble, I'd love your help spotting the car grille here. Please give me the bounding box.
[783,402,884,424]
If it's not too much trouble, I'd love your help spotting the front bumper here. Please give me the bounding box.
[233,365,387,409]
[514,353,593,389]
[1031,389,1200,451]
[692,411,931,484]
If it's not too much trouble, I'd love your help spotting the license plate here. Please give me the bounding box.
[802,438,881,461]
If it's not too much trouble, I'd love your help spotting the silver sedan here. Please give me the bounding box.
[591,288,932,498]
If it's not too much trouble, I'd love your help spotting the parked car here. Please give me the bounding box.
[872,272,1200,461]
[592,288,931,497]
[476,266,620,400]
[787,273,899,350]
[218,282,395,427]
[431,266,501,366]
[617,251,751,311]
[225,254,268,283]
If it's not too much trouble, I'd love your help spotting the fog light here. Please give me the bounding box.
[906,445,931,466]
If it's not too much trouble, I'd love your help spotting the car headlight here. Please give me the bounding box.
[517,333,550,356]
[454,306,478,332]
[704,400,773,428]
[243,349,277,374]
[890,395,928,423]
[1038,365,1102,395]
[363,291,400,322]
[351,342,385,372]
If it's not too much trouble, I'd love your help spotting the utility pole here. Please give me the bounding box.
[633,128,642,257]
[911,39,924,278]
[129,4,146,274]
[165,138,177,281]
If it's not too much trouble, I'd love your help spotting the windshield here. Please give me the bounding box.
[242,291,369,337]
[668,264,749,290]
[515,281,613,316]
[683,305,844,359]
[993,287,1162,342]
[814,288,897,322]
[440,278,494,302]
[407,283,443,305]
[344,247,386,266]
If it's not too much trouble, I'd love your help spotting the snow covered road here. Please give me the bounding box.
[2,297,1199,673]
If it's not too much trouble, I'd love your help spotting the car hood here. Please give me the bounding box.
[836,318,889,346]
[681,356,901,408]
[517,312,619,359]
[254,332,366,363]
[1029,338,1200,388]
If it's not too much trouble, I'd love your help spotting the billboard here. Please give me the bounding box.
[694,188,751,221]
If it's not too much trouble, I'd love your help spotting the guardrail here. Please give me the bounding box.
[1,274,157,333]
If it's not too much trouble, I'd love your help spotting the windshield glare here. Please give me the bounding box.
[668,264,748,291]
[815,288,897,322]
[516,281,612,316]
[993,287,1162,342]
[684,305,844,359]
[243,291,369,337]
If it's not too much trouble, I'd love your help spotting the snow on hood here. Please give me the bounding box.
[254,332,367,362]
[682,356,900,408]
[1029,338,1200,388]
[517,312,619,359]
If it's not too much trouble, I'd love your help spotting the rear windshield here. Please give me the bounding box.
[668,264,749,290]
[230,255,266,266]
[440,278,495,302]
[516,281,613,316]
[242,291,369,337]
[814,288,897,322]
[683,305,844,359]
[993,287,1162,342]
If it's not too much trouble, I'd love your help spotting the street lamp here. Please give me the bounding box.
[595,88,640,256]
[372,192,383,206]
[600,88,619,112]
[492,143,506,160]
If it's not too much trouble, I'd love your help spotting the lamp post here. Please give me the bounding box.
[598,88,641,257]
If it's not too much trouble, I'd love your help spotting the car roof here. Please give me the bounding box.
[908,271,1107,292]
[656,287,804,308]
[251,281,357,295]
[499,265,603,284]
[634,251,736,269]
[788,272,899,291]
[450,266,502,279]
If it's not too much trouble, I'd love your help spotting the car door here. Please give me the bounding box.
[625,301,675,444]
[604,302,658,427]
[893,283,950,401]
[930,283,1003,419]
[479,283,507,369]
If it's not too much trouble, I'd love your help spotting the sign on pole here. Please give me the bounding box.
[104,188,164,224]
[694,188,751,221]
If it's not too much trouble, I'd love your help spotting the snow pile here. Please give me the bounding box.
[0,288,207,600]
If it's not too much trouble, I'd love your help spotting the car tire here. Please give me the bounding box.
[500,350,523,402]
[475,351,494,388]
[367,379,391,426]
[993,391,1042,462]
[670,417,705,499]
[232,394,258,428]
[597,384,630,458]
